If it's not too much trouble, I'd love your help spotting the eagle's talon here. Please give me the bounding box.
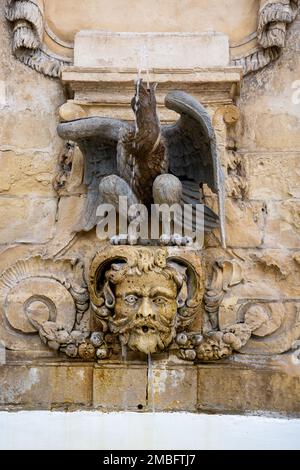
[185,236,194,246]
[128,233,139,245]
[110,234,128,245]
[159,234,171,246]
[110,234,140,245]
[168,234,194,246]
[171,233,183,246]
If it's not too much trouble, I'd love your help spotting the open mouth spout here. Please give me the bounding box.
[139,325,156,335]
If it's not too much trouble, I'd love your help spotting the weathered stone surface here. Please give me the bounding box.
[0,364,93,409]
[222,249,300,300]
[93,366,147,411]
[224,199,265,248]
[229,200,265,247]
[236,24,300,152]
[0,150,57,196]
[0,5,63,247]
[244,152,300,200]
[0,111,60,152]
[264,201,300,249]
[0,358,299,414]
[151,365,197,411]
[204,197,265,247]
[238,105,300,153]
[54,195,85,236]
[0,197,57,244]
[43,195,86,258]
[197,358,300,415]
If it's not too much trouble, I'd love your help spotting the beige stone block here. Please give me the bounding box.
[0,150,57,196]
[205,197,265,247]
[197,362,300,414]
[0,197,57,244]
[1,69,65,156]
[0,364,93,409]
[253,113,300,152]
[264,201,300,249]
[244,152,300,200]
[150,366,197,411]
[236,35,300,153]
[44,195,86,258]
[224,248,300,300]
[93,365,147,411]
[224,199,265,248]
[74,31,229,69]
[50,365,93,407]
[0,111,58,151]
[55,195,85,233]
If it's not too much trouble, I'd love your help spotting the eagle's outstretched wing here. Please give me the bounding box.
[162,91,226,247]
[57,117,129,232]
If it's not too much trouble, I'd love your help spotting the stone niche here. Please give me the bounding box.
[1,1,300,415]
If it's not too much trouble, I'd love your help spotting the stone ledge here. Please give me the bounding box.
[60,67,242,121]
[0,357,299,415]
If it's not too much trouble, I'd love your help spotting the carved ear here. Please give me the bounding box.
[103,281,115,308]
[177,280,188,308]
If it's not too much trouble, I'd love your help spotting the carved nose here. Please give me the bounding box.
[137,298,155,320]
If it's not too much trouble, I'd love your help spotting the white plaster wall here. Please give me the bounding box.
[0,412,300,450]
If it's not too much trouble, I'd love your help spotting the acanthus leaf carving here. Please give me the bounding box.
[203,257,244,331]
[233,0,299,74]
[176,257,258,361]
[6,0,69,78]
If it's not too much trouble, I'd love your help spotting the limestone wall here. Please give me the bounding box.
[0,11,64,248]
[0,2,300,415]
[224,15,300,316]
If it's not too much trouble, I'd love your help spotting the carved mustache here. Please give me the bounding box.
[109,316,172,334]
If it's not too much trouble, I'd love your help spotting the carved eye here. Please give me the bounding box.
[125,295,138,305]
[153,297,167,306]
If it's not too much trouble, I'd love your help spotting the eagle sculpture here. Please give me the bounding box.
[57,80,225,246]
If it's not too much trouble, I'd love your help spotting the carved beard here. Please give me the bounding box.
[110,316,177,355]
[123,325,176,355]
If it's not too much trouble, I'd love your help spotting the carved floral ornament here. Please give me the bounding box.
[0,249,299,361]
[5,0,299,78]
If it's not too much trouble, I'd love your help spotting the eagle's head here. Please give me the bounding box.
[131,80,158,121]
